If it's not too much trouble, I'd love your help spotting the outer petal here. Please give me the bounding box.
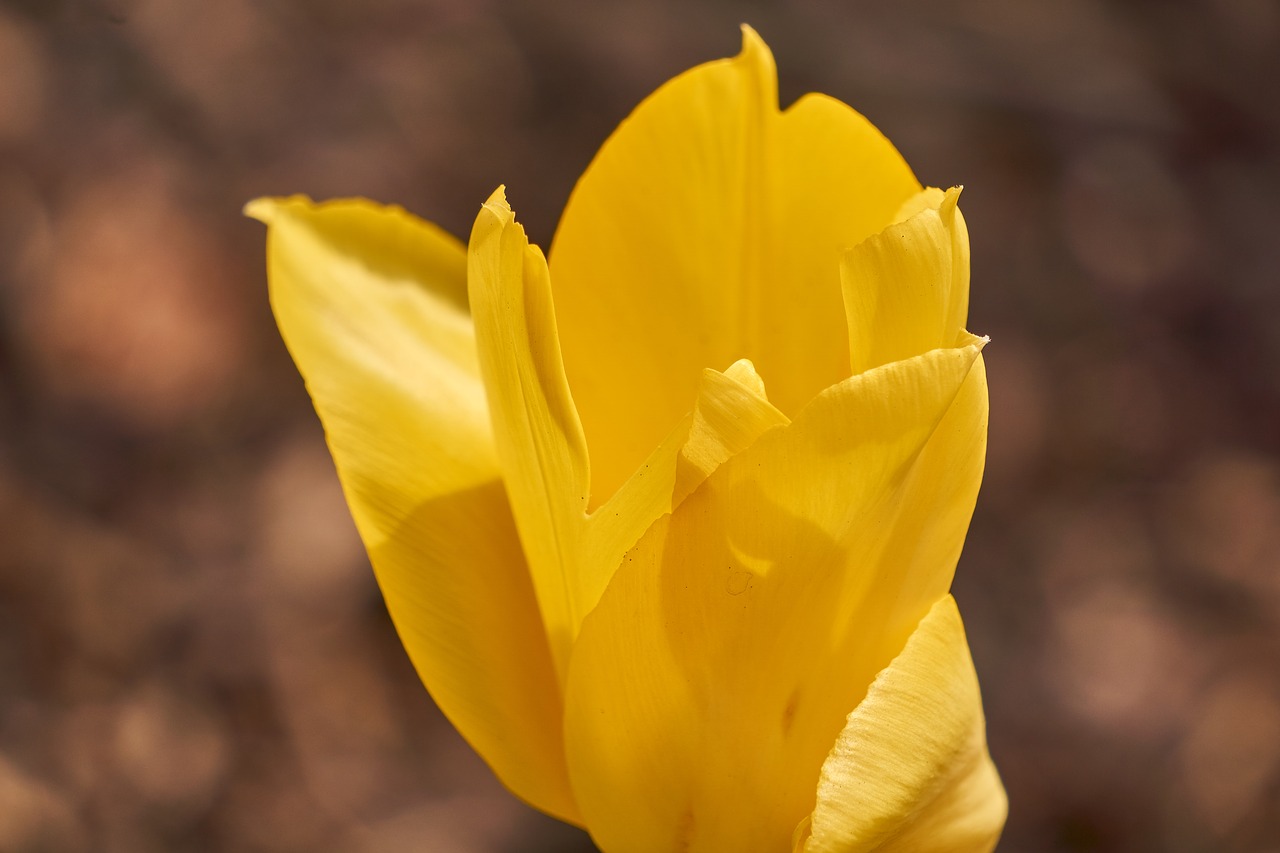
[549,26,921,506]
[798,595,1006,853]
[564,340,988,853]
[469,192,795,680]
[248,197,578,823]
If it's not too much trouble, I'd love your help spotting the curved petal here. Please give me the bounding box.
[468,188,593,685]
[564,340,989,853]
[673,358,789,505]
[798,595,1006,853]
[588,357,790,613]
[549,26,921,506]
[843,187,972,375]
[469,193,797,680]
[248,197,578,823]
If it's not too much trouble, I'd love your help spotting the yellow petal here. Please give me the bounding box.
[799,595,1007,853]
[470,194,800,682]
[673,358,789,505]
[248,196,578,823]
[467,187,593,685]
[549,26,921,507]
[585,358,789,625]
[563,341,988,853]
[843,187,972,375]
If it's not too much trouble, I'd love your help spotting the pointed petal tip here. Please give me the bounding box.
[736,24,777,89]
[480,184,512,218]
[244,194,326,224]
[244,195,313,224]
[474,186,518,246]
[243,197,274,223]
[940,185,964,223]
[739,22,765,51]
[719,358,770,399]
[485,184,509,206]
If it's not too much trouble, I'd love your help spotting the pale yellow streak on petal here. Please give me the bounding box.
[799,595,1006,853]
[249,196,577,823]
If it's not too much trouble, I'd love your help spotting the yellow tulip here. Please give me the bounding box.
[248,26,1006,853]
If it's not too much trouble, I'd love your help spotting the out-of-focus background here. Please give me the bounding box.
[1,0,1277,850]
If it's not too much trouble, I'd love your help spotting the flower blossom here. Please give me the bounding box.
[249,26,1007,853]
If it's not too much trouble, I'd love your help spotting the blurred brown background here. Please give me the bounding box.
[1,0,1278,850]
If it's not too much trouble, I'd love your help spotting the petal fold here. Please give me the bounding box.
[799,595,1006,853]
[549,25,921,506]
[564,340,989,853]
[249,197,577,822]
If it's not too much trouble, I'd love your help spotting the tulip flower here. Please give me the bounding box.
[248,25,1006,853]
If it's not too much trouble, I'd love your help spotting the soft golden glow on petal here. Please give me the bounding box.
[799,595,1007,853]
[249,196,578,823]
